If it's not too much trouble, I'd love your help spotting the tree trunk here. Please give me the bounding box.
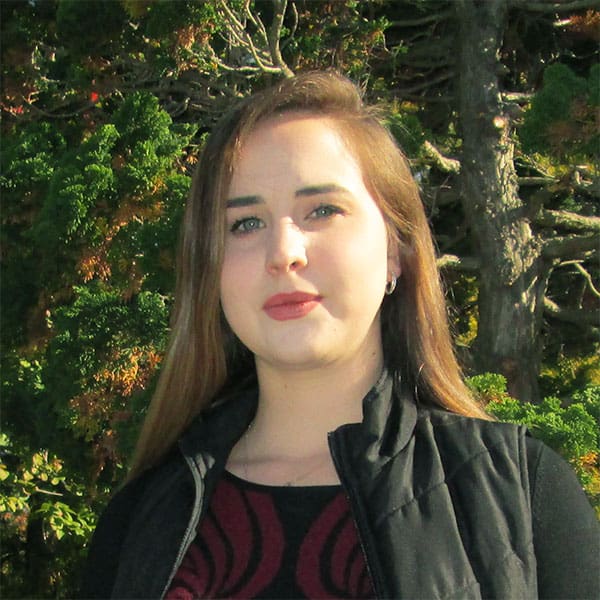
[455,0,548,402]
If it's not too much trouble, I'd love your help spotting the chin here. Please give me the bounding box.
[254,341,340,371]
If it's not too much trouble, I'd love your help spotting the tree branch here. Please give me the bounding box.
[574,262,600,298]
[267,0,294,78]
[535,209,600,232]
[542,233,599,259]
[502,91,534,103]
[397,70,455,94]
[436,254,480,271]
[215,0,293,76]
[514,0,600,13]
[423,141,461,174]
[518,176,556,186]
[389,9,453,28]
[217,0,250,45]
[244,0,269,45]
[543,297,599,327]
[26,101,95,119]
[280,2,299,51]
[402,94,455,104]
[392,40,454,64]
[557,260,600,299]
[34,486,63,497]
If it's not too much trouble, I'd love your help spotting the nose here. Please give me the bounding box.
[265,220,308,275]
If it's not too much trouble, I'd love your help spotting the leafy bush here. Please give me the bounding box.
[467,373,600,516]
[0,435,96,597]
[520,63,599,158]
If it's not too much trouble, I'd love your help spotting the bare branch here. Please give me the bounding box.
[423,141,461,174]
[575,263,600,298]
[437,254,480,271]
[26,101,95,119]
[397,70,455,94]
[518,176,555,187]
[280,2,299,51]
[535,209,600,232]
[244,0,269,45]
[389,9,453,28]
[267,0,294,78]
[205,46,261,74]
[543,297,599,327]
[502,92,534,103]
[215,0,292,77]
[392,41,454,65]
[557,261,600,299]
[393,56,454,69]
[542,233,599,259]
[246,36,278,73]
[402,94,455,104]
[514,0,600,13]
[34,486,63,497]
[574,262,600,298]
[576,179,600,199]
[519,171,599,202]
[217,0,249,44]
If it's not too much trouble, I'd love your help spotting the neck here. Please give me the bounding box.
[250,350,384,459]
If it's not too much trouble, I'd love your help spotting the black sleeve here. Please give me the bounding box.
[526,437,600,599]
[79,475,148,599]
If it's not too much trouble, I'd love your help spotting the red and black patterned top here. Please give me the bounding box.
[165,471,374,599]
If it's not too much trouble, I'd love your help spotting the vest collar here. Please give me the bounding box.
[178,370,418,466]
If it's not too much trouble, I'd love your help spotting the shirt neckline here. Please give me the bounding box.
[223,469,343,493]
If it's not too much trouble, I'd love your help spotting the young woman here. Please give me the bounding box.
[82,71,599,599]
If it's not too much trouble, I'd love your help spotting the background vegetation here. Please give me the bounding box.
[1,0,598,596]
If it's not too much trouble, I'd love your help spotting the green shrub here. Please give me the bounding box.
[467,374,600,516]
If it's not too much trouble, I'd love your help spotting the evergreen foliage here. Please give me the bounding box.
[520,63,599,157]
[468,374,600,515]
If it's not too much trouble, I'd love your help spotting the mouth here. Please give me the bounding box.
[263,292,322,321]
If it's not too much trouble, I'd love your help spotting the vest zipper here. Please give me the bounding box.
[159,454,206,598]
[328,430,385,599]
[162,436,386,598]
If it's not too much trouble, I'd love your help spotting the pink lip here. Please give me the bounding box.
[263,292,322,321]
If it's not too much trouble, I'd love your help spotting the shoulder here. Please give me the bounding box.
[421,405,525,435]
[523,435,596,521]
[105,445,188,518]
[79,449,185,598]
[417,408,596,516]
[523,438,600,598]
[416,406,530,463]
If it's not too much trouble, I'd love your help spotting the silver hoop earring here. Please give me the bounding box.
[385,277,397,295]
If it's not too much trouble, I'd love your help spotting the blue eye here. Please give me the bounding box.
[230,217,264,234]
[309,204,342,219]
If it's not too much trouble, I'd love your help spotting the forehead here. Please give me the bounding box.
[228,114,363,196]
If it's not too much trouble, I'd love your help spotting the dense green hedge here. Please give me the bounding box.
[467,373,600,517]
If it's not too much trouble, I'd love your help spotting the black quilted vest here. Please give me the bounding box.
[105,374,538,599]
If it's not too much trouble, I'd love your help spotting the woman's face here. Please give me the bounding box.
[220,114,398,373]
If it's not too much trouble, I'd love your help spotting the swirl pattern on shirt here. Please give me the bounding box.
[166,473,374,599]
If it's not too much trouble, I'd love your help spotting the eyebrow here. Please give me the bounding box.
[295,183,351,197]
[226,184,351,208]
[225,195,263,209]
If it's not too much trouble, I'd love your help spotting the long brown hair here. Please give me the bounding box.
[128,71,486,479]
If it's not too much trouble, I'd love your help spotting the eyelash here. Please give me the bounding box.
[308,204,344,219]
[229,216,264,235]
[229,204,343,235]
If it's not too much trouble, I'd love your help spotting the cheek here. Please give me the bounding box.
[219,247,260,325]
[220,253,242,312]
[328,226,389,280]
[219,279,245,342]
